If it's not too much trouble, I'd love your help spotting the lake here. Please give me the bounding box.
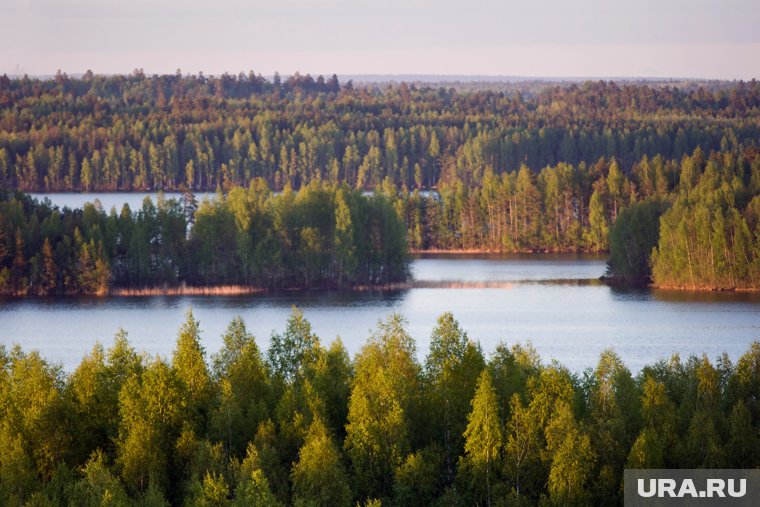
[1,254,759,373]
[28,192,217,212]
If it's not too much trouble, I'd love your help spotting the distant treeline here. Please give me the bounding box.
[1,72,759,193]
[0,182,408,295]
[2,309,760,506]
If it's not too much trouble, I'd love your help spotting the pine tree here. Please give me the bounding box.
[40,238,56,295]
[12,227,26,293]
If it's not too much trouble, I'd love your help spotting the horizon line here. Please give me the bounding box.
[3,72,755,83]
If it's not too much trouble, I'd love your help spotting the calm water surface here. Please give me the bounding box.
[1,254,759,373]
[29,192,217,212]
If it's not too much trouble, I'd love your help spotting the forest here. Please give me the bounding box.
[604,147,760,289]
[1,309,760,506]
[1,73,759,194]
[0,182,408,295]
[2,141,760,294]
[2,73,760,291]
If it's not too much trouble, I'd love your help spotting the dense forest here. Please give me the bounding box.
[2,73,760,291]
[605,148,760,289]
[0,183,408,295]
[1,309,760,506]
[1,72,759,194]
[2,148,759,294]
[2,143,760,294]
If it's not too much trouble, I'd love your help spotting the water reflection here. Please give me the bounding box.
[651,288,760,304]
[1,256,759,373]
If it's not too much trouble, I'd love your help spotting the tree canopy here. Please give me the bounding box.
[1,311,759,505]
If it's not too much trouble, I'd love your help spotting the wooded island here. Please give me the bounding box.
[1,73,759,292]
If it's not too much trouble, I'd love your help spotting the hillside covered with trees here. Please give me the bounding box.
[2,309,760,506]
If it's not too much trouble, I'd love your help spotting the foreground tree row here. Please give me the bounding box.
[1,73,759,193]
[2,310,760,506]
[0,182,408,295]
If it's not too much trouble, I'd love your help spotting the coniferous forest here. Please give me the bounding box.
[1,309,760,506]
[2,74,760,291]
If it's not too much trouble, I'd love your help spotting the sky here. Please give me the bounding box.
[2,0,759,79]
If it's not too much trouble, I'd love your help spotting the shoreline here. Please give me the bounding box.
[602,274,760,293]
[650,284,760,293]
[94,279,524,296]
[2,279,528,298]
[3,271,757,298]
[410,248,606,255]
[3,281,757,299]
[110,285,266,296]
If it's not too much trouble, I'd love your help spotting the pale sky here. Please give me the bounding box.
[2,0,759,79]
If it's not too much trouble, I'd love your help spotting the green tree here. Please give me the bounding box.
[726,400,760,467]
[584,188,608,252]
[606,198,669,280]
[333,189,357,286]
[503,394,542,500]
[268,307,321,385]
[234,470,282,507]
[544,401,595,507]
[232,442,283,506]
[187,472,230,507]
[460,370,503,507]
[393,447,443,507]
[344,314,419,501]
[172,309,213,432]
[39,238,56,295]
[211,317,270,456]
[309,338,352,438]
[606,159,625,223]
[116,358,184,494]
[587,351,640,505]
[424,312,484,482]
[0,421,38,504]
[291,417,352,507]
[68,450,131,507]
